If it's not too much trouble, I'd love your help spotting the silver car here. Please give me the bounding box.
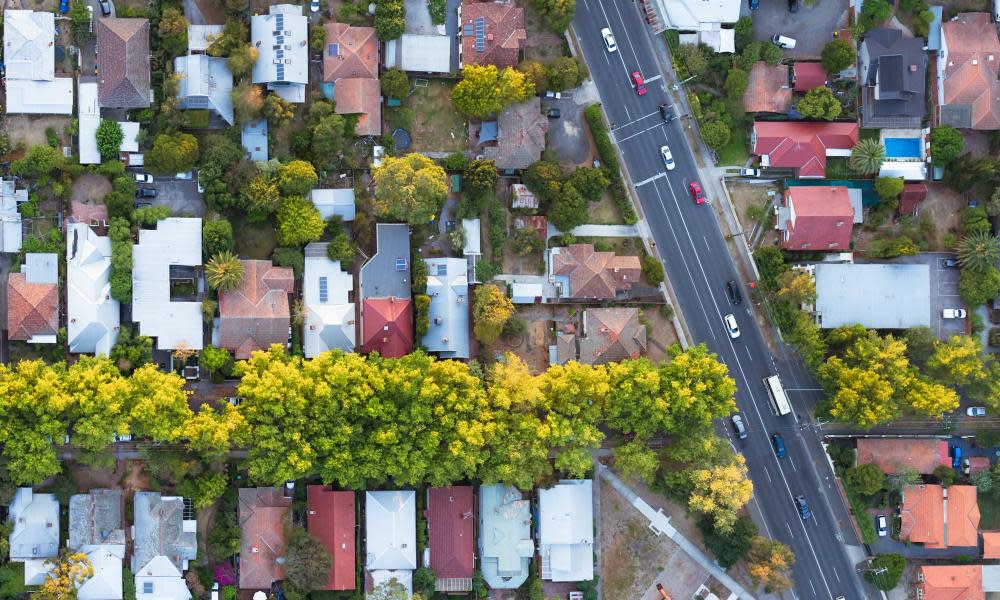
[601,28,617,52]
[660,146,675,171]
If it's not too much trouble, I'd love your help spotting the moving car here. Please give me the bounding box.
[135,187,156,198]
[99,0,111,15]
[601,28,618,52]
[772,35,797,49]
[795,495,811,520]
[942,258,959,268]
[771,433,786,458]
[631,71,647,96]
[726,280,742,305]
[659,103,675,123]
[877,515,888,537]
[730,414,747,440]
[724,313,740,339]
[943,308,967,319]
[968,406,987,417]
[134,173,153,184]
[660,146,675,171]
[689,181,704,204]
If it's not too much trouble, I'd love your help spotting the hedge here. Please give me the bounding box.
[583,104,638,224]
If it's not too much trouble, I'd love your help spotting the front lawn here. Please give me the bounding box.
[717,129,748,166]
[825,156,853,179]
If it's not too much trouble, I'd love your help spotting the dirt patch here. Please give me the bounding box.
[5,115,71,151]
[71,173,112,205]
[3,0,59,13]
[409,80,468,153]
[521,4,567,63]
[854,182,964,254]
[641,305,678,363]
[588,192,623,225]
[726,181,779,245]
[193,0,227,22]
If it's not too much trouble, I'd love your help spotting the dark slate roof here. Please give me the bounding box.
[96,18,151,109]
[861,29,927,126]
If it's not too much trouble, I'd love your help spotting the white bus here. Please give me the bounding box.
[763,375,792,416]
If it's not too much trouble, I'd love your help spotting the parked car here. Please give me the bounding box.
[135,187,156,198]
[659,103,675,123]
[771,433,786,458]
[601,27,618,52]
[726,280,742,305]
[87,4,93,31]
[176,171,193,180]
[942,258,960,268]
[59,0,69,13]
[689,181,704,204]
[547,108,561,119]
[724,313,740,339]
[113,433,133,442]
[660,145,675,171]
[749,0,758,9]
[968,406,987,417]
[631,71,647,95]
[99,0,111,15]
[952,445,963,468]
[310,0,320,11]
[788,0,800,11]
[730,414,747,440]
[740,167,761,177]
[134,173,153,184]
[877,515,888,537]
[943,308,967,319]
[133,201,152,209]
[545,90,562,99]
[772,35,797,49]
[795,495,811,520]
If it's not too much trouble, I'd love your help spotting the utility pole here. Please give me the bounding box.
[671,74,697,92]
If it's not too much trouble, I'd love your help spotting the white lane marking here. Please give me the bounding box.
[786,522,795,539]
[615,121,668,144]
[644,74,662,83]
[763,464,773,483]
[614,110,661,129]
[634,172,667,187]
[809,578,817,596]
[703,235,712,252]
[593,0,635,89]
[751,498,774,538]
[788,455,798,472]
[744,345,753,362]
[605,0,642,78]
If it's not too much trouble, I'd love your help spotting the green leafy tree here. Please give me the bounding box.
[372,154,448,224]
[146,132,198,174]
[820,40,853,73]
[526,0,575,32]
[203,219,235,260]
[945,153,999,192]
[205,251,245,292]
[845,463,886,496]
[865,554,905,590]
[381,68,410,99]
[10,144,63,177]
[734,16,753,51]
[464,159,499,195]
[413,568,437,598]
[285,528,332,593]
[262,94,295,128]
[904,326,938,367]
[848,138,885,175]
[374,0,405,40]
[227,44,259,80]
[518,59,549,92]
[451,65,534,117]
[277,196,326,246]
[473,285,514,345]
[548,181,587,231]
[960,265,1000,306]
[277,160,318,196]
[231,81,265,124]
[613,441,659,483]
[754,246,789,291]
[724,69,749,101]
[930,125,964,166]
[747,537,795,593]
[859,0,892,31]
[701,120,731,150]
[200,345,232,375]
[69,1,92,45]
[158,6,189,57]
[110,326,153,375]
[761,43,782,66]
[326,217,355,265]
[699,516,757,568]
[545,56,588,91]
[132,205,172,226]
[798,86,842,120]
[96,119,124,160]
[874,176,904,202]
[309,112,348,167]
[957,230,1000,272]
[242,175,281,222]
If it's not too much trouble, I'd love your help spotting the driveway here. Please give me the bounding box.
[544,80,602,167]
[888,252,966,341]
[147,178,205,217]
[404,0,437,34]
[750,0,848,59]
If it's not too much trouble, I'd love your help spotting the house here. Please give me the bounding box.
[3,10,74,114]
[479,485,533,589]
[96,19,152,109]
[859,29,927,128]
[323,23,381,136]
[915,564,1000,600]
[365,491,417,595]
[744,63,792,114]
[900,484,980,548]
[8,253,59,343]
[70,490,126,600]
[538,480,593,582]
[217,260,294,359]
[458,0,526,69]
[132,218,204,351]
[251,4,309,103]
[557,308,646,365]
[678,27,735,53]
[360,224,412,357]
[307,486,355,591]
[428,487,474,593]
[655,0,740,31]
[855,438,949,474]
[462,218,481,258]
[188,24,223,53]
[174,54,235,125]
[303,243,356,357]
[0,178,27,253]
[79,81,102,165]
[384,34,452,73]
[899,182,928,214]
[550,244,641,300]
[132,492,197,600]
[776,186,854,251]
[512,283,543,304]
[309,189,356,222]
[813,263,931,329]
[242,120,269,163]
[751,121,859,178]
[362,297,413,358]
[67,223,120,355]
[238,488,293,591]
[8,488,59,585]
[984,532,1000,558]
[484,98,548,171]
[510,183,539,209]
[422,258,470,359]
[792,62,828,92]
[938,13,1000,129]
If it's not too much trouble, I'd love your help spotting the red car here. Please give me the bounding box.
[631,71,647,96]
[689,181,705,204]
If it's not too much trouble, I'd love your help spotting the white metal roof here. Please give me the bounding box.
[511,283,543,304]
[5,78,74,114]
[79,82,101,164]
[303,244,356,357]
[653,0,740,30]
[879,160,928,181]
[384,35,451,73]
[119,122,140,153]
[538,480,593,582]
[4,10,55,81]
[251,4,308,100]
[67,223,120,356]
[422,257,469,359]
[462,219,481,256]
[814,262,930,329]
[187,24,223,52]
[308,188,356,221]
[77,544,125,600]
[9,488,59,562]
[174,54,235,125]
[365,491,416,571]
[0,179,26,254]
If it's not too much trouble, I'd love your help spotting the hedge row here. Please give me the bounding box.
[584,104,638,224]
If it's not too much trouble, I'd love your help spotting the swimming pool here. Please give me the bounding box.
[883,137,922,158]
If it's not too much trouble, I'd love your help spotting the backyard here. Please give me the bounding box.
[383,78,468,153]
[854,183,965,255]
[231,214,278,260]
[980,492,1000,530]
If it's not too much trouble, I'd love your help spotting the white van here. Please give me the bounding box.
[772,35,797,49]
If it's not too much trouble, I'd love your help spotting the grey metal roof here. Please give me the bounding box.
[360,223,411,300]
[478,485,532,589]
[814,263,930,329]
[927,6,943,51]
[174,55,234,125]
[242,120,269,163]
[860,29,927,126]
[938,104,973,129]
[131,492,197,574]
[421,258,469,359]
[69,490,125,550]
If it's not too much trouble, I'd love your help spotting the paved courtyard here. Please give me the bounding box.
[750,0,849,59]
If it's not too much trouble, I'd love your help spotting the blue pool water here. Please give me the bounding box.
[883,137,921,158]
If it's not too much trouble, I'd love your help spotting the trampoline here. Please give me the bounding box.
[392,128,412,150]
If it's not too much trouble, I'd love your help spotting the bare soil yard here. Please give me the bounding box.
[854,182,964,254]
[600,479,676,600]
[5,115,71,152]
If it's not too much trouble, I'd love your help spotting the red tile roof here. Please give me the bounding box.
[551,244,641,300]
[752,121,859,177]
[983,531,1000,558]
[323,23,378,82]
[578,307,647,364]
[855,438,948,474]
[899,182,927,215]
[460,1,526,69]
[900,484,980,548]
[428,486,474,581]
[942,13,1000,130]
[238,488,293,591]
[334,77,382,136]
[947,485,981,548]
[361,297,413,358]
[919,565,984,600]
[793,62,829,92]
[744,62,792,113]
[780,187,853,251]
[218,260,294,359]
[7,271,58,341]
[307,486,356,591]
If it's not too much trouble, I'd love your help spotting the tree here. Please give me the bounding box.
[10,144,63,177]
[613,441,659,483]
[70,0,92,45]
[904,326,938,367]
[724,69,749,101]
[699,515,757,568]
[147,132,198,174]
[243,175,281,221]
[865,554,905,590]
[96,119,124,160]
[277,196,326,246]
[775,269,816,306]
[820,39,853,73]
[642,255,665,285]
[546,57,588,91]
[945,153,999,192]
[451,65,533,117]
[372,154,448,224]
[36,552,93,599]
[473,284,514,345]
[798,86,842,120]
[326,217,355,265]
[309,112,348,167]
[962,206,991,235]
[132,205,172,227]
[845,463,886,496]
[960,265,1000,307]
[285,528,332,593]
[849,138,885,175]
[110,326,153,375]
[413,567,437,598]
[761,42,782,66]
[278,160,319,196]
[958,231,1000,272]
[206,251,245,292]
[548,181,588,231]
[158,6,189,57]
[886,467,921,492]
[688,453,753,534]
[272,247,305,278]
[974,468,994,493]
[464,159,499,195]
[927,335,987,387]
[201,345,232,375]
[263,94,295,128]
[203,218,234,260]
[231,81,265,124]
[859,0,892,31]
[227,44,259,80]
[754,246,789,291]
[746,537,795,593]
[930,125,964,166]
[374,0,405,41]
[381,68,410,99]
[518,59,549,92]
[701,120,731,150]
[526,0,575,33]
[874,176,904,202]
[734,16,753,51]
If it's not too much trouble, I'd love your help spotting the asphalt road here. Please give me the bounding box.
[571,4,869,598]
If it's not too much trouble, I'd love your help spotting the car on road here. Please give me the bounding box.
[87,4,93,31]
[310,0,320,11]
[943,308,967,319]
[113,433,132,442]
[631,71,647,95]
[99,0,111,15]
[659,103,674,123]
[877,514,888,537]
[730,414,747,440]
[547,108,561,119]
[134,173,153,184]
[545,91,562,99]
[771,433,786,458]
[968,406,987,417]
[726,280,742,305]
[942,258,960,268]
[739,167,761,177]
[689,181,704,204]
[660,146,675,171]
[952,445,963,468]
[135,187,156,198]
[601,28,617,52]
[795,495,811,520]
[724,313,740,339]
[772,35,797,49]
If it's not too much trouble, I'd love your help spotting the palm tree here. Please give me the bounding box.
[957,230,1000,272]
[206,250,245,292]
[848,138,885,175]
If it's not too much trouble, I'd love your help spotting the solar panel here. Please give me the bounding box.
[276,35,284,44]
[275,13,284,29]
[319,276,328,303]
[395,258,408,271]
[276,65,285,80]
[277,49,284,58]
[436,264,447,275]
[463,23,473,36]
[328,43,339,56]
[475,17,485,52]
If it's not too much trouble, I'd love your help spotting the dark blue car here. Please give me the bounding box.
[771,433,786,458]
[59,0,69,13]
[749,0,758,9]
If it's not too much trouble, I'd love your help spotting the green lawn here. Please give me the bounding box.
[717,130,749,166]
[825,156,854,179]
[232,215,278,260]
[860,128,881,142]
[980,492,1000,529]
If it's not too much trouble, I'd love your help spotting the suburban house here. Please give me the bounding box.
[217,259,294,359]
[303,243,356,357]
[360,224,413,358]
[188,24,223,53]
[751,121,859,177]
[427,486,474,593]
[538,480,593,582]
[132,218,204,351]
[744,62,792,114]
[556,307,647,365]
[96,19,152,109]
[812,262,931,329]
[384,34,452,73]
[306,486,355,591]
[238,488,293,591]
[775,186,855,251]
[365,491,417,595]
[132,492,197,600]
[900,484,980,548]
[243,120,269,162]
[550,244,641,301]
[67,223,120,355]
[78,81,102,165]
[985,532,1000,558]
[483,98,548,171]
[655,0,739,35]
[859,29,927,128]
[937,12,1000,129]
[362,297,413,358]
[792,62,828,92]
[69,490,126,600]
[855,438,949,474]
[309,188,357,222]
[918,564,1000,600]
[174,54,235,125]
[3,10,74,114]
[457,0,526,69]
[422,258,470,359]
[251,4,309,103]
[0,178,28,253]
[323,23,381,136]
[8,488,59,585]
[479,485,533,589]
[8,253,59,344]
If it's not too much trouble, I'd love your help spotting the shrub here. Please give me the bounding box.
[820,40,854,74]
[642,255,665,285]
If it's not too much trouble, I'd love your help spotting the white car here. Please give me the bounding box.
[724,313,740,339]
[660,145,675,170]
[943,308,967,319]
[601,28,617,52]
[310,0,320,11]
[739,167,760,177]
[176,171,193,180]
[876,515,888,537]
[968,406,987,417]
[87,4,93,32]
[772,34,797,49]
[134,173,153,184]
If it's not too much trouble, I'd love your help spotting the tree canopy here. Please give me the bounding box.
[820,40,853,73]
[798,86,842,120]
[451,65,533,117]
[372,154,448,224]
[930,126,964,166]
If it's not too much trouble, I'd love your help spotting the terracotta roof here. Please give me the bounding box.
[334,77,382,136]
[428,486,474,581]
[306,486,355,591]
[941,13,1000,130]
[855,438,949,474]
[899,182,927,215]
[323,23,378,82]
[752,121,859,177]
[983,532,1000,558]
[238,488,293,591]
[900,484,980,548]
[780,187,854,251]
[459,1,526,69]
[947,485,981,548]
[513,215,547,241]
[96,18,151,109]
[744,62,792,113]
[918,565,984,600]
[69,200,109,227]
[551,244,641,300]
[361,297,413,358]
[578,308,647,364]
[7,271,58,341]
[218,260,294,359]
[793,62,829,92]
[483,98,548,170]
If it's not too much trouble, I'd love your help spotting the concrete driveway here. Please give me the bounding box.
[146,178,205,217]
[544,80,602,167]
[750,0,848,59]
[891,252,966,341]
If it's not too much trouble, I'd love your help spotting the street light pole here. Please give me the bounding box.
[671,74,697,92]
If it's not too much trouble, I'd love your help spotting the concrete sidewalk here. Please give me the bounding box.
[548,223,643,239]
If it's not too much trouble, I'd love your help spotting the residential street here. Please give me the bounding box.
[571,2,870,598]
